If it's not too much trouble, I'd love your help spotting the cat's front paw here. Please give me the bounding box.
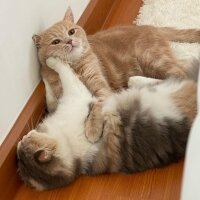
[46,57,61,71]
[85,119,104,143]
[128,76,144,87]
[85,101,104,143]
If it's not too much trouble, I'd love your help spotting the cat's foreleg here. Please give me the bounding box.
[85,89,111,143]
[83,75,112,143]
[128,76,162,88]
[85,100,104,143]
[43,79,58,112]
[46,57,69,79]
[46,57,75,96]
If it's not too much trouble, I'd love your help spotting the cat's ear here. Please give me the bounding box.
[34,149,54,163]
[63,7,74,22]
[32,34,41,49]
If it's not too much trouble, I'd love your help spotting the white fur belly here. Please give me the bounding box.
[45,94,92,134]
[42,92,97,162]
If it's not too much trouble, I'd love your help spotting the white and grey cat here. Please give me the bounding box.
[17,57,197,190]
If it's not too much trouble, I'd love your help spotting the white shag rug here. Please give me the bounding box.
[135,0,200,66]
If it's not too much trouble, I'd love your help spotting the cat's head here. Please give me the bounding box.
[17,130,81,190]
[32,7,89,66]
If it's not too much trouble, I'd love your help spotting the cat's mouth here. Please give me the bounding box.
[65,42,79,53]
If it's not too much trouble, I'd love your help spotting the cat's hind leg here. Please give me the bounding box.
[136,37,187,80]
[141,53,187,80]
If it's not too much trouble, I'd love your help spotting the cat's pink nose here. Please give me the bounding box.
[66,39,72,45]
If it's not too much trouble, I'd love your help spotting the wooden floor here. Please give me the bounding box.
[14,0,184,199]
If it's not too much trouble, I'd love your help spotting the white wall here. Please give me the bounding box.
[181,70,200,200]
[0,0,89,144]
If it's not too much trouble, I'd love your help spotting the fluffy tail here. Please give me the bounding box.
[157,27,200,43]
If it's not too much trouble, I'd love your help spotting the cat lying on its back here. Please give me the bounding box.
[17,57,197,190]
[32,7,200,143]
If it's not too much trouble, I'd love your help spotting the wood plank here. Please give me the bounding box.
[102,0,143,28]
[78,0,115,34]
[14,162,183,200]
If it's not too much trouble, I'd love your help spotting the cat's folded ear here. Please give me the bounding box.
[34,148,55,163]
[32,34,41,49]
[63,6,74,22]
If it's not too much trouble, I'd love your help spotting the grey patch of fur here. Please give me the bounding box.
[117,99,189,173]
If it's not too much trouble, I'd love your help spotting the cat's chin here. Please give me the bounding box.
[69,45,78,53]
[69,47,85,63]
[66,44,76,53]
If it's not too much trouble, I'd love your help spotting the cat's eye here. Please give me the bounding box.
[51,39,61,45]
[68,28,75,36]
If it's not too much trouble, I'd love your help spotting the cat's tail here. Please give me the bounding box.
[157,27,200,43]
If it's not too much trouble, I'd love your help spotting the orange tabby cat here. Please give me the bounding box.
[33,8,200,143]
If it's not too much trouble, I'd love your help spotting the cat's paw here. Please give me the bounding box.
[85,119,104,143]
[46,57,61,70]
[128,76,160,88]
[128,76,144,87]
[85,101,104,143]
